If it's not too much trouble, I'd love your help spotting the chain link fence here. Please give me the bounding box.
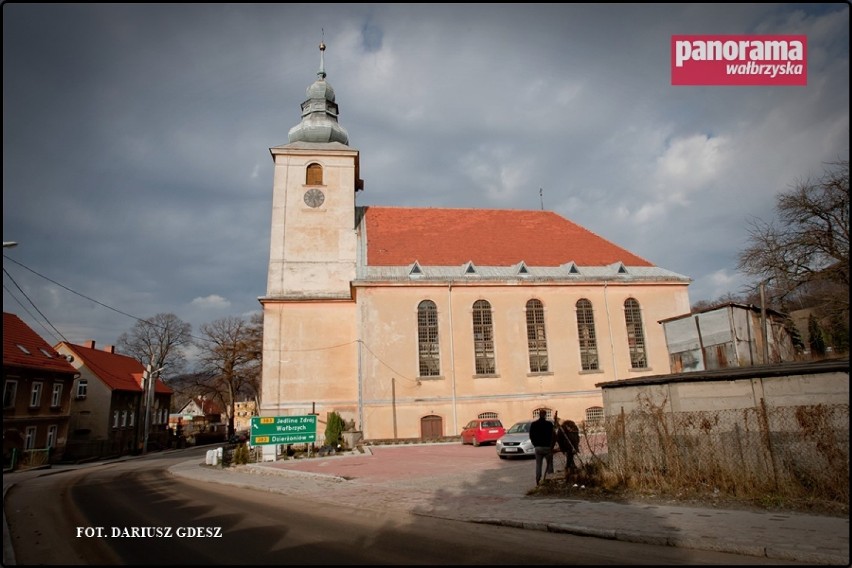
[577,399,849,504]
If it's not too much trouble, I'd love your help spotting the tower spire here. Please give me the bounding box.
[287,34,349,145]
[318,29,326,80]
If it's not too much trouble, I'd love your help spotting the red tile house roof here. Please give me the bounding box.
[3,312,77,374]
[58,341,172,395]
[362,207,653,267]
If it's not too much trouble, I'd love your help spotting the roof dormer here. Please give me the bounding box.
[408,261,424,278]
[562,261,580,275]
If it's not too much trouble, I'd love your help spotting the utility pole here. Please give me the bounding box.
[142,363,164,454]
[759,281,770,365]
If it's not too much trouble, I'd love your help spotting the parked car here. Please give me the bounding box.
[460,418,505,446]
[229,430,249,444]
[496,420,535,459]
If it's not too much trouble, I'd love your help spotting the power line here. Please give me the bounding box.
[3,268,70,344]
[3,281,64,344]
[2,254,214,345]
[4,255,151,324]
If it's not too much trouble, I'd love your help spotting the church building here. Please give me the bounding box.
[259,42,692,441]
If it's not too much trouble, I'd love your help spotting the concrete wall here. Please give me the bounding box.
[599,358,849,421]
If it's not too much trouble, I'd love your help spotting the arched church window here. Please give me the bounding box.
[306,163,323,185]
[472,300,495,374]
[624,298,648,368]
[417,300,440,377]
[576,299,599,371]
[525,299,549,373]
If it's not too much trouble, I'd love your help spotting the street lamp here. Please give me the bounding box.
[3,242,18,248]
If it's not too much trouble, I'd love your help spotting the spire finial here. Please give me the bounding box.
[318,29,326,80]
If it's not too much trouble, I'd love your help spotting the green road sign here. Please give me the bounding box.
[250,415,317,445]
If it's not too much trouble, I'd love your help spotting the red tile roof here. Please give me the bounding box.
[190,397,223,416]
[3,312,78,374]
[58,342,172,395]
[363,207,653,267]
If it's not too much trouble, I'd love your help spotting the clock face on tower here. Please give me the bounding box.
[303,188,325,208]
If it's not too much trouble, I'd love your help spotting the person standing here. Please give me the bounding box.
[529,409,555,485]
[556,419,580,472]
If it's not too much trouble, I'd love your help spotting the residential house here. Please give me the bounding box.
[173,396,225,439]
[54,340,172,459]
[259,43,692,442]
[3,312,78,468]
[233,399,257,433]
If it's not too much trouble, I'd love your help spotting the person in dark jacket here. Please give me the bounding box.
[529,409,554,485]
[556,419,581,472]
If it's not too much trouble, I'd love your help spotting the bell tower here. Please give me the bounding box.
[265,40,362,300]
[260,40,363,422]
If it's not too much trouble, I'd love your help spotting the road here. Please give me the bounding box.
[5,448,801,565]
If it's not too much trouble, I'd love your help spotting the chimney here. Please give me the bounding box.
[84,340,96,349]
[102,344,115,354]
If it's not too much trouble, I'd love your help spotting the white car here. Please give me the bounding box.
[496,420,535,459]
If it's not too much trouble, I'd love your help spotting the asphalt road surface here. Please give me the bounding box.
[4,448,801,565]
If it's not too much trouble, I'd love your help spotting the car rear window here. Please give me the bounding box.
[481,420,502,428]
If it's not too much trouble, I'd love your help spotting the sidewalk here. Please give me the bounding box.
[167,444,849,566]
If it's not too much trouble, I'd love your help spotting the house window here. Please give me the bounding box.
[121,410,128,427]
[525,299,549,372]
[472,300,496,374]
[25,426,36,450]
[624,298,648,368]
[4,380,17,408]
[30,382,43,407]
[51,383,63,407]
[129,411,135,427]
[532,407,553,420]
[112,411,119,428]
[76,379,88,399]
[576,299,599,371]
[585,406,604,425]
[47,425,57,448]
[478,411,499,419]
[417,300,441,376]
[306,163,323,185]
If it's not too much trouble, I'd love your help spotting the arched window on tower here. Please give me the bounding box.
[576,299,599,371]
[624,298,648,369]
[526,299,549,373]
[306,163,323,185]
[417,300,441,377]
[472,300,495,375]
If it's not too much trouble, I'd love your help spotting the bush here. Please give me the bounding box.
[233,443,250,465]
[325,411,346,447]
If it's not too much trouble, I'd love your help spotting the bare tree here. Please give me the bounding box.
[117,313,193,378]
[195,315,262,437]
[738,159,849,320]
[245,312,263,411]
[690,291,749,313]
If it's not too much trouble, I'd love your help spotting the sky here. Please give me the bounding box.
[3,3,849,360]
